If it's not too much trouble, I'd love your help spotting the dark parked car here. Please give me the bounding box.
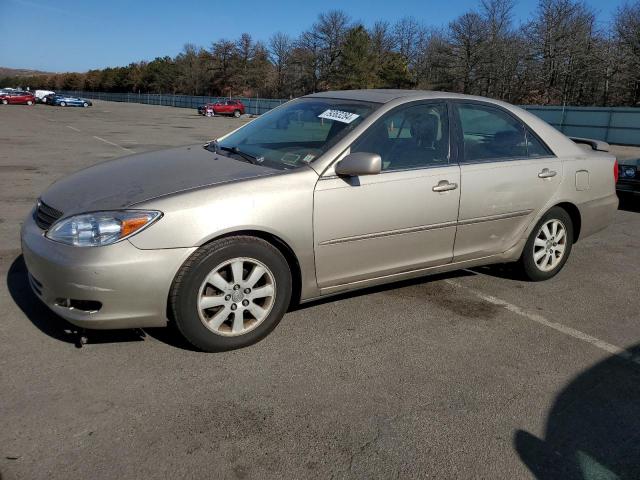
[617,159,639,196]
[0,91,36,105]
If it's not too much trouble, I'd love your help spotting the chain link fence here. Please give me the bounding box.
[57,91,640,146]
[521,105,640,146]
[58,90,288,116]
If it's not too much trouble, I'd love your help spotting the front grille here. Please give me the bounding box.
[34,200,63,230]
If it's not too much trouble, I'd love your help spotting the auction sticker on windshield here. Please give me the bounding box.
[318,109,360,124]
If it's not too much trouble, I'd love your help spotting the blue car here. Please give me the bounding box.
[49,95,92,107]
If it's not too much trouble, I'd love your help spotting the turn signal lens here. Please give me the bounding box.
[121,217,152,237]
[614,159,619,183]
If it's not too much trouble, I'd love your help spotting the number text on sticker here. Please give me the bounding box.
[318,109,360,124]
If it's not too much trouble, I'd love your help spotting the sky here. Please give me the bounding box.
[0,0,629,73]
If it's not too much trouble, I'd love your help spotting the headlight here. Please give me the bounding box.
[46,210,162,247]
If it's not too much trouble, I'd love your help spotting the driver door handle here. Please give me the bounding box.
[432,180,458,192]
[538,168,557,179]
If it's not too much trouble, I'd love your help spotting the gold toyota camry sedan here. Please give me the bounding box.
[21,90,619,351]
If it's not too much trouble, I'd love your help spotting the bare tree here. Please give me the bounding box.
[613,1,640,105]
[211,39,238,96]
[311,10,352,87]
[369,21,395,56]
[269,32,293,97]
[526,0,598,104]
[448,12,487,94]
[392,17,425,68]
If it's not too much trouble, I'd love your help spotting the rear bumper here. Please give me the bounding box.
[21,211,195,329]
[578,193,619,239]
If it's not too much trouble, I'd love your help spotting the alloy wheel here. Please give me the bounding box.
[197,257,276,336]
[533,219,567,272]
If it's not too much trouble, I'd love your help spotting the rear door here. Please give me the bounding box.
[452,101,563,261]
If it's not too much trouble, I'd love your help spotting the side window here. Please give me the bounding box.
[526,131,552,157]
[457,104,527,162]
[351,103,449,171]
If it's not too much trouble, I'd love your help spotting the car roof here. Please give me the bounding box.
[304,89,513,106]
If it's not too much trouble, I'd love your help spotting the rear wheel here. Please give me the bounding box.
[2,99,7,105]
[170,236,292,352]
[233,109,241,118]
[518,207,573,281]
[83,102,89,107]
[26,100,33,105]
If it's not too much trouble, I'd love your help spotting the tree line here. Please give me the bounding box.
[3,0,640,106]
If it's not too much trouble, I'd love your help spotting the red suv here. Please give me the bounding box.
[0,91,36,105]
[202,100,245,117]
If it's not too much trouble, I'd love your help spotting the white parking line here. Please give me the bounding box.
[66,125,81,132]
[445,279,640,366]
[92,136,133,153]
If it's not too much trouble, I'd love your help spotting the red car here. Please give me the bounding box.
[0,91,36,105]
[201,100,245,117]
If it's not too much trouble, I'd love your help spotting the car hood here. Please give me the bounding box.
[41,145,278,215]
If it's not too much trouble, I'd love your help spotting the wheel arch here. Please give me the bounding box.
[554,202,582,243]
[203,229,303,306]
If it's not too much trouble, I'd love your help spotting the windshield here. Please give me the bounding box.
[210,97,379,170]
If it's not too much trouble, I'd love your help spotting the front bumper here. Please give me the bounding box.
[21,212,195,329]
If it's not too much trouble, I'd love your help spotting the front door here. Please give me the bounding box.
[313,102,461,289]
[452,102,563,261]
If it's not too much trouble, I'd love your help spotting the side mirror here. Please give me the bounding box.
[334,152,382,177]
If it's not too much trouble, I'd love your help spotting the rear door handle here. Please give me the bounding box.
[538,168,557,179]
[432,180,458,192]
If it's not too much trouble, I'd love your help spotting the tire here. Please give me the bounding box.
[60,101,66,107]
[27,100,33,105]
[518,206,574,281]
[2,100,7,105]
[169,236,292,352]
[233,109,241,118]
[83,102,88,107]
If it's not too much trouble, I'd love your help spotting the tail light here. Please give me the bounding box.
[614,159,619,183]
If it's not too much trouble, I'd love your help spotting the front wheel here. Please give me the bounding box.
[2,99,7,105]
[60,101,66,107]
[83,102,89,107]
[27,100,33,105]
[518,207,573,281]
[169,236,292,352]
[233,109,241,118]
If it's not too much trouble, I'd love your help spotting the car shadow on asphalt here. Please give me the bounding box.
[514,344,640,479]
[290,269,477,311]
[6,255,196,350]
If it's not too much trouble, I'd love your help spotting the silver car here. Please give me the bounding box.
[21,90,618,351]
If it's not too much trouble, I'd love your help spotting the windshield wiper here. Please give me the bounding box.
[218,145,260,165]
